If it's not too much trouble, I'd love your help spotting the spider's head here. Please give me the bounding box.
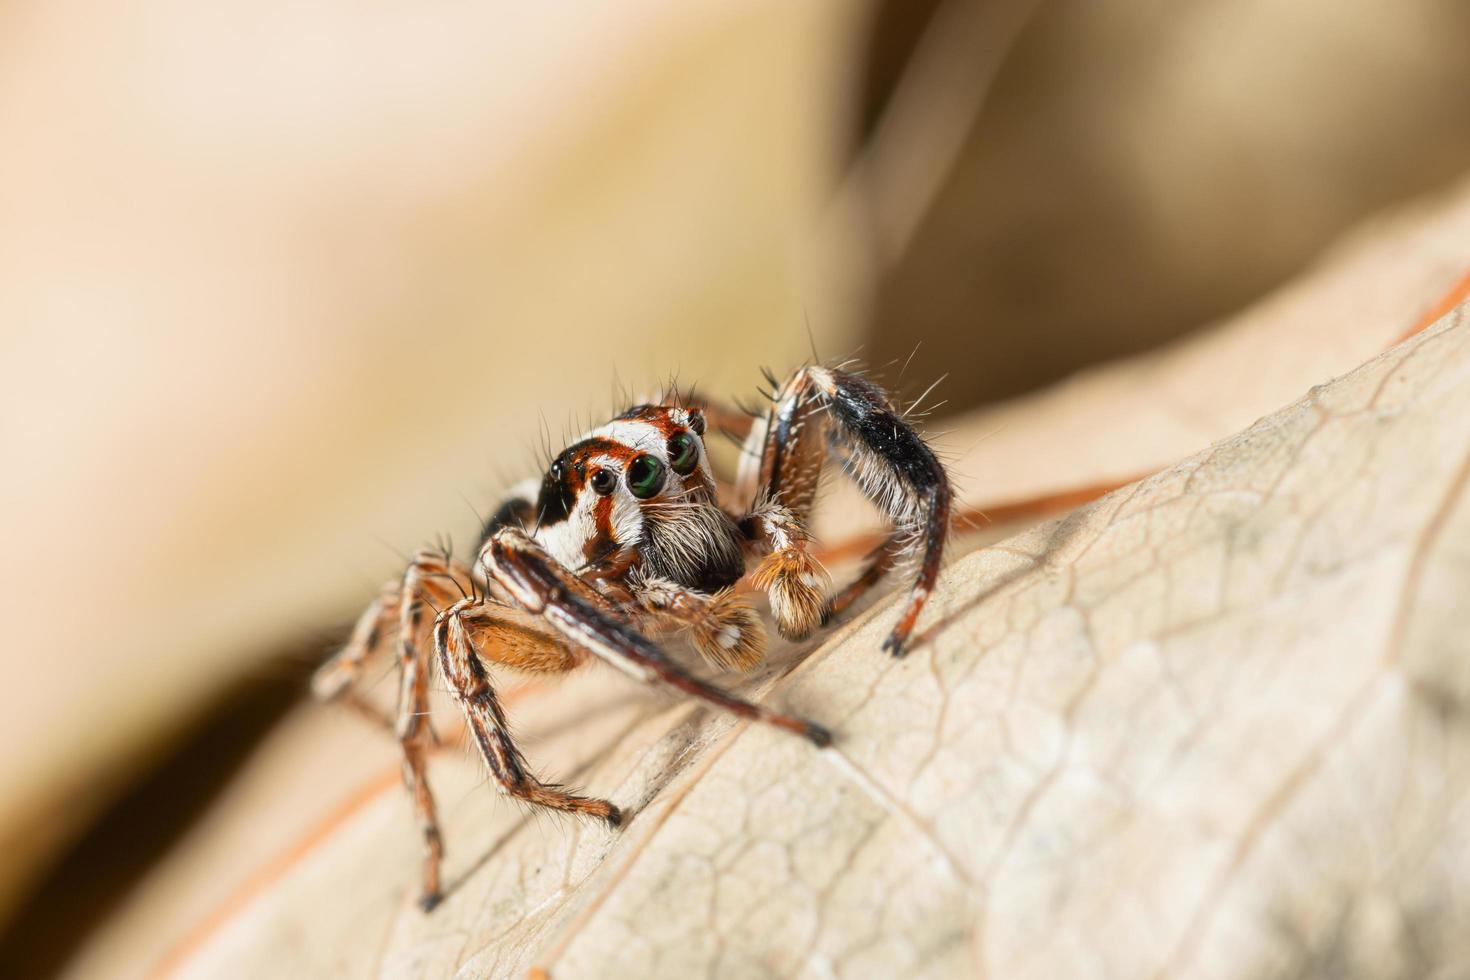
[531,405,741,588]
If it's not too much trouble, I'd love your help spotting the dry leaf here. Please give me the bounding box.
[59,169,1470,976]
[182,307,1470,980]
[133,298,1470,980]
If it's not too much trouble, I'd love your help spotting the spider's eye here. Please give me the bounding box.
[589,467,616,496]
[668,431,699,475]
[626,454,665,499]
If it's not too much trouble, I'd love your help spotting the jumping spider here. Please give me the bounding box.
[313,364,952,910]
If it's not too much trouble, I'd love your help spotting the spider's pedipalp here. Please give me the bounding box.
[630,574,767,671]
[744,502,831,640]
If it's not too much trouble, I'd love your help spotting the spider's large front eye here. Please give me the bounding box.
[589,467,616,496]
[626,454,665,499]
[667,431,699,475]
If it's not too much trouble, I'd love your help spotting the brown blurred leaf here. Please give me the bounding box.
[58,176,1470,977]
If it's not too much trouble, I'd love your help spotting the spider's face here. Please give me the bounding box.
[532,405,734,581]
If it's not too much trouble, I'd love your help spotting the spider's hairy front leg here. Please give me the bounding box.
[434,601,618,823]
[742,501,831,642]
[483,527,830,746]
[752,365,952,656]
[628,574,766,672]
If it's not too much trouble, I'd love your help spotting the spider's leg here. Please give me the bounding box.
[751,365,952,657]
[627,574,767,672]
[311,581,400,720]
[821,532,905,624]
[392,551,476,910]
[484,528,830,747]
[314,550,476,910]
[313,550,475,736]
[433,601,617,826]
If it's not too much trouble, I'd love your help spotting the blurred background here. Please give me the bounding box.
[3,0,1470,974]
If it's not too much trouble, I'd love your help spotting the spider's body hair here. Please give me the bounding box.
[639,498,746,593]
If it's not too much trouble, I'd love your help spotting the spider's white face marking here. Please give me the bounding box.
[533,474,611,570]
[530,413,716,573]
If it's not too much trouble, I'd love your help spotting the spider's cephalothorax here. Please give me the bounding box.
[314,365,952,910]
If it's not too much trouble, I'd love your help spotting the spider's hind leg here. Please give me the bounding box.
[750,365,952,657]
[311,581,401,728]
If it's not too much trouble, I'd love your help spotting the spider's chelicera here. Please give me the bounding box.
[313,364,952,910]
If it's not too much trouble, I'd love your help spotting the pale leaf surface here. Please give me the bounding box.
[62,179,1470,977]
[141,303,1470,980]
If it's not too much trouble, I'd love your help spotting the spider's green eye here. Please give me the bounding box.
[668,431,699,475]
[626,454,665,499]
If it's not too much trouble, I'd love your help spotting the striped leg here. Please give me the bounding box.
[314,551,475,910]
[389,551,476,910]
[434,601,617,826]
[312,581,401,729]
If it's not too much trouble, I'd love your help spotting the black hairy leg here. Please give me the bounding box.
[745,365,951,656]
